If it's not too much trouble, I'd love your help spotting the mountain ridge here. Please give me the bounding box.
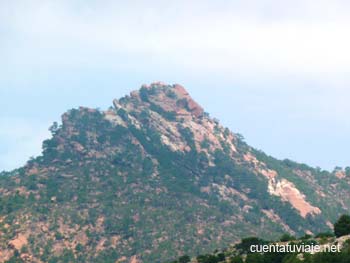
[0,82,349,262]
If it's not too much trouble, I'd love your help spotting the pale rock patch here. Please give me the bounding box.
[8,233,28,250]
[268,178,321,218]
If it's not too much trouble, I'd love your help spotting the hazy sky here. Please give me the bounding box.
[1,0,350,171]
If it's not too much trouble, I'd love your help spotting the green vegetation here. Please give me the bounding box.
[334,215,350,238]
[1,86,350,262]
[170,214,350,263]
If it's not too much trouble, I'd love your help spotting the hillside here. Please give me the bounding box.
[170,232,350,263]
[0,83,349,262]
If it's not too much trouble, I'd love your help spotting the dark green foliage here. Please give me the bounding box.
[280,234,296,242]
[236,237,268,254]
[49,122,60,135]
[173,231,350,263]
[230,256,243,263]
[5,250,23,263]
[245,253,264,263]
[48,249,75,263]
[311,252,350,263]
[42,137,59,160]
[140,86,177,120]
[334,215,350,237]
[150,103,177,121]
[0,192,26,213]
[166,90,177,99]
[140,87,150,102]
[117,108,129,121]
[300,234,313,240]
[200,138,211,149]
[2,89,350,263]
[345,167,350,177]
[197,254,221,263]
[315,232,335,239]
[176,98,190,111]
[94,249,119,263]
[178,255,191,263]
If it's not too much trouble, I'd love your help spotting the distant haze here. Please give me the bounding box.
[1,0,350,171]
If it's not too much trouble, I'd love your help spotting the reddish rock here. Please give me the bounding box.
[173,84,204,117]
[8,234,28,250]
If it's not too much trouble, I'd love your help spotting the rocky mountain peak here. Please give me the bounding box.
[108,82,237,158]
[114,82,204,119]
[1,83,350,263]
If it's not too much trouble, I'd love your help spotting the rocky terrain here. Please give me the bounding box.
[0,83,349,262]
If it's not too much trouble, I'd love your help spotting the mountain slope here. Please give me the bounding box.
[0,83,349,262]
[172,233,350,263]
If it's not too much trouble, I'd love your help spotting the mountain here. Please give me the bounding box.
[0,82,349,263]
[172,232,350,263]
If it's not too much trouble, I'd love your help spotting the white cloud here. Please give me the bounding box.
[2,0,350,78]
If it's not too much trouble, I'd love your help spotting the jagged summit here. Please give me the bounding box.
[107,82,237,155]
[0,83,349,262]
[113,82,204,119]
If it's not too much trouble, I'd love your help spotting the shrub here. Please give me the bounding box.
[315,232,335,239]
[236,237,268,253]
[334,214,350,237]
[280,234,296,242]
[178,255,191,263]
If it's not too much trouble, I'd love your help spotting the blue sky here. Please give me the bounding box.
[1,0,350,171]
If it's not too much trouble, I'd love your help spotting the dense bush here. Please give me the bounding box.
[334,215,350,237]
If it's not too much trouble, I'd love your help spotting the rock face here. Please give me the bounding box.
[8,234,28,251]
[137,82,204,118]
[0,83,349,262]
[268,178,321,218]
[172,84,204,117]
